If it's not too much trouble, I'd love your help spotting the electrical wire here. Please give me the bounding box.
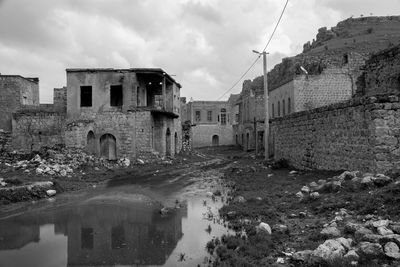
[216,0,289,100]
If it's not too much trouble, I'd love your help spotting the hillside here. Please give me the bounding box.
[245,16,400,92]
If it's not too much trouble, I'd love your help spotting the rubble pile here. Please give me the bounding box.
[295,171,394,201]
[290,211,400,265]
[1,146,134,177]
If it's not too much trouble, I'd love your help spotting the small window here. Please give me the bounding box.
[81,86,92,107]
[195,110,201,121]
[110,85,123,107]
[220,108,226,125]
[272,103,275,118]
[278,101,281,117]
[288,98,291,114]
[343,54,349,64]
[207,111,212,121]
[235,114,239,122]
[283,99,286,116]
[81,228,94,249]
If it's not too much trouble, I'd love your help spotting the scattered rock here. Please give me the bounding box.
[372,174,392,186]
[361,176,374,187]
[389,223,400,234]
[289,170,298,175]
[312,239,346,260]
[296,191,304,199]
[344,250,359,261]
[336,237,353,250]
[358,242,383,257]
[46,189,56,197]
[310,192,320,200]
[377,226,394,236]
[256,222,272,235]
[372,219,390,228]
[137,159,145,164]
[384,242,400,259]
[234,196,246,203]
[273,224,289,234]
[301,186,310,194]
[345,222,362,234]
[321,226,341,237]
[276,257,285,264]
[292,250,313,262]
[355,227,374,241]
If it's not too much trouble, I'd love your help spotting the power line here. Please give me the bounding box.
[216,0,289,100]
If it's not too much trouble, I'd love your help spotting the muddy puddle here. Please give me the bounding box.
[0,172,230,267]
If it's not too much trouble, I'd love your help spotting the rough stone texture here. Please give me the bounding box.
[0,130,12,152]
[53,87,67,112]
[0,75,39,131]
[12,110,65,151]
[270,95,400,173]
[357,45,400,96]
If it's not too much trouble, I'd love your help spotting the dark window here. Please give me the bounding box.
[343,54,349,64]
[235,114,239,122]
[278,101,281,117]
[272,103,275,118]
[81,228,94,249]
[110,85,123,107]
[220,108,226,125]
[195,110,201,121]
[288,98,291,114]
[80,86,92,107]
[283,99,286,116]
[207,111,212,121]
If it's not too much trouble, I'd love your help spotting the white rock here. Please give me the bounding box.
[46,189,56,197]
[310,192,320,199]
[296,191,304,199]
[344,250,359,261]
[377,226,394,236]
[336,237,353,250]
[384,242,400,259]
[358,242,383,257]
[301,186,310,194]
[292,250,313,262]
[372,219,390,228]
[36,168,44,174]
[312,239,346,260]
[276,257,285,264]
[256,222,272,235]
[137,159,145,165]
[289,170,297,174]
[321,226,341,237]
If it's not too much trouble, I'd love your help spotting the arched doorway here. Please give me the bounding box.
[86,131,96,154]
[212,135,219,146]
[100,134,117,160]
[174,132,178,155]
[166,128,171,156]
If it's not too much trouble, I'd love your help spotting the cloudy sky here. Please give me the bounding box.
[0,0,399,103]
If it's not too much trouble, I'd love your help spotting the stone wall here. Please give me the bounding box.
[0,130,11,152]
[181,123,192,152]
[270,94,400,174]
[357,45,400,97]
[0,75,39,131]
[12,110,65,151]
[192,124,233,148]
[53,87,67,112]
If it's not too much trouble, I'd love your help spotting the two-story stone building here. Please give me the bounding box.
[64,68,182,160]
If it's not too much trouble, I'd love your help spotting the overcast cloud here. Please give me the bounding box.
[0,0,399,102]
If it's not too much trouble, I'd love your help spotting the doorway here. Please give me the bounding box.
[166,128,171,156]
[100,134,117,160]
[212,135,219,146]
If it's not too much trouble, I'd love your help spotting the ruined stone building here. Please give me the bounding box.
[64,68,182,160]
[0,68,182,161]
[234,15,400,155]
[181,95,238,148]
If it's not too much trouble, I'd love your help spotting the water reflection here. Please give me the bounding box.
[0,193,187,267]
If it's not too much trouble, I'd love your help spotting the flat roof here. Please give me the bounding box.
[0,75,39,83]
[66,68,181,88]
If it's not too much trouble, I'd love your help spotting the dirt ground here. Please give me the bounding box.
[2,146,400,266]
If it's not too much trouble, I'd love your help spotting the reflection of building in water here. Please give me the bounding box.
[0,220,40,250]
[65,201,185,266]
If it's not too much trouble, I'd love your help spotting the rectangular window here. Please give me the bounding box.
[221,114,226,125]
[81,228,94,249]
[235,114,239,123]
[288,98,291,114]
[278,101,281,117]
[80,86,92,107]
[207,110,212,121]
[195,110,201,121]
[272,103,275,118]
[283,99,286,116]
[110,85,123,107]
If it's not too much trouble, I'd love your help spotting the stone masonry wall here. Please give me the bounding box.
[12,111,65,151]
[192,124,233,148]
[271,95,400,174]
[0,130,12,152]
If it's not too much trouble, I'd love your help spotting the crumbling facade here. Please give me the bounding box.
[64,68,182,160]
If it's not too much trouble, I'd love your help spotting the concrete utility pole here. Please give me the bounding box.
[252,50,269,160]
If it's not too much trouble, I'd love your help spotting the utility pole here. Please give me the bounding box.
[252,50,269,160]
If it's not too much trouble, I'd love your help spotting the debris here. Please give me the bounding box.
[46,189,56,197]
[256,222,272,235]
